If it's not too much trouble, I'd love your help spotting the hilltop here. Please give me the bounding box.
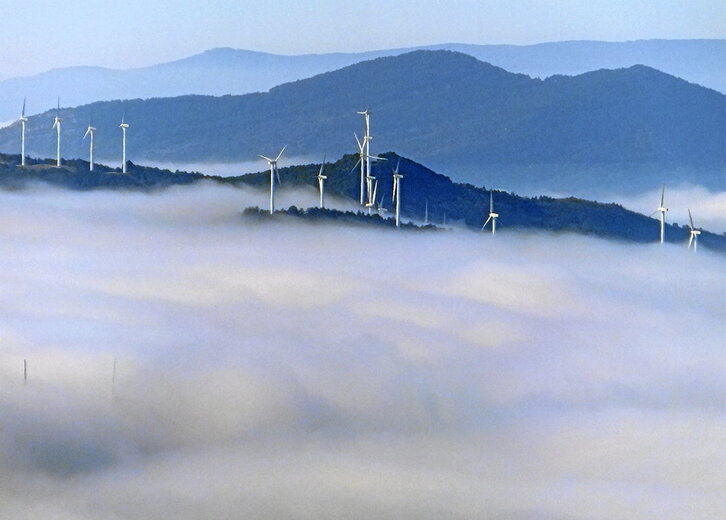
[0,151,723,252]
[0,39,723,122]
[1,50,723,195]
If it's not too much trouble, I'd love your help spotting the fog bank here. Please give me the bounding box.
[0,184,724,520]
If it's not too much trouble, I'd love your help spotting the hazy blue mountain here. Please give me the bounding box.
[1,150,723,251]
[0,39,723,121]
[0,51,723,194]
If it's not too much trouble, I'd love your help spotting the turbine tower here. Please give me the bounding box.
[354,133,366,205]
[83,115,96,172]
[687,209,701,252]
[259,146,286,214]
[120,115,129,173]
[481,192,499,234]
[18,98,27,166]
[424,199,429,225]
[317,155,327,209]
[650,186,668,244]
[51,97,61,167]
[392,160,403,228]
[357,109,371,204]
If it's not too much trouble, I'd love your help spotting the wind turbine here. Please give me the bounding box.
[120,115,129,173]
[376,190,388,217]
[392,160,403,228]
[424,199,429,225]
[18,98,27,166]
[317,155,327,209]
[687,209,701,252]
[353,133,366,205]
[259,146,286,214]
[83,114,96,171]
[650,186,668,244]
[365,178,379,214]
[52,97,61,167]
[481,191,499,234]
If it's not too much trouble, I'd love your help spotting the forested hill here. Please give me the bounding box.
[0,151,723,252]
[1,50,723,194]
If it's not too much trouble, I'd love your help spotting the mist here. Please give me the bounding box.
[0,183,724,520]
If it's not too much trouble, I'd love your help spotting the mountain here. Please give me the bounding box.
[0,39,723,122]
[0,150,723,252]
[0,51,724,194]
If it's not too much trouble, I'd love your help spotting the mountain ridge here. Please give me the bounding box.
[0,150,722,251]
[0,50,722,194]
[0,39,723,121]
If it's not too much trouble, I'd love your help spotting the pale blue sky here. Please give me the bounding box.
[0,0,723,77]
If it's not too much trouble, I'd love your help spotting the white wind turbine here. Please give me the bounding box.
[353,133,366,205]
[481,191,499,234]
[18,98,28,166]
[83,114,96,171]
[120,115,129,173]
[392,160,403,228]
[51,97,61,167]
[650,186,668,244]
[259,146,286,214]
[687,209,701,252]
[358,109,371,204]
[365,178,379,214]
[317,155,327,209]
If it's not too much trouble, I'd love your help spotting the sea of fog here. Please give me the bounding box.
[0,183,724,520]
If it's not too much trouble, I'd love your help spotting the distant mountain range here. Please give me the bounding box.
[0,50,723,194]
[0,39,723,122]
[1,150,722,251]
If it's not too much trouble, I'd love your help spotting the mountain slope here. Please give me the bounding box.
[0,51,724,194]
[0,150,723,252]
[0,39,723,122]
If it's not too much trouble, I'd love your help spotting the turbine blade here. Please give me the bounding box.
[350,158,361,173]
[258,155,273,162]
[354,133,363,151]
[688,209,694,229]
[275,145,287,162]
[22,98,26,117]
[490,192,493,212]
[481,216,492,232]
[276,167,282,186]
[688,234,694,249]
[660,185,665,207]
[83,128,90,139]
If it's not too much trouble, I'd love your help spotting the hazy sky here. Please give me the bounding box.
[0,0,724,77]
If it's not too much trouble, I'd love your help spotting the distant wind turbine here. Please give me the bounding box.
[650,186,668,244]
[376,190,388,217]
[120,115,129,173]
[687,209,701,252]
[259,146,286,214]
[83,115,96,171]
[481,191,499,234]
[18,98,27,166]
[392,160,403,228]
[424,199,429,225]
[51,97,61,167]
[317,155,327,209]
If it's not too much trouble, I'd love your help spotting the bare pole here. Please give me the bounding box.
[23,359,27,384]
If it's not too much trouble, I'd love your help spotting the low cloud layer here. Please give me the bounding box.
[0,184,724,520]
